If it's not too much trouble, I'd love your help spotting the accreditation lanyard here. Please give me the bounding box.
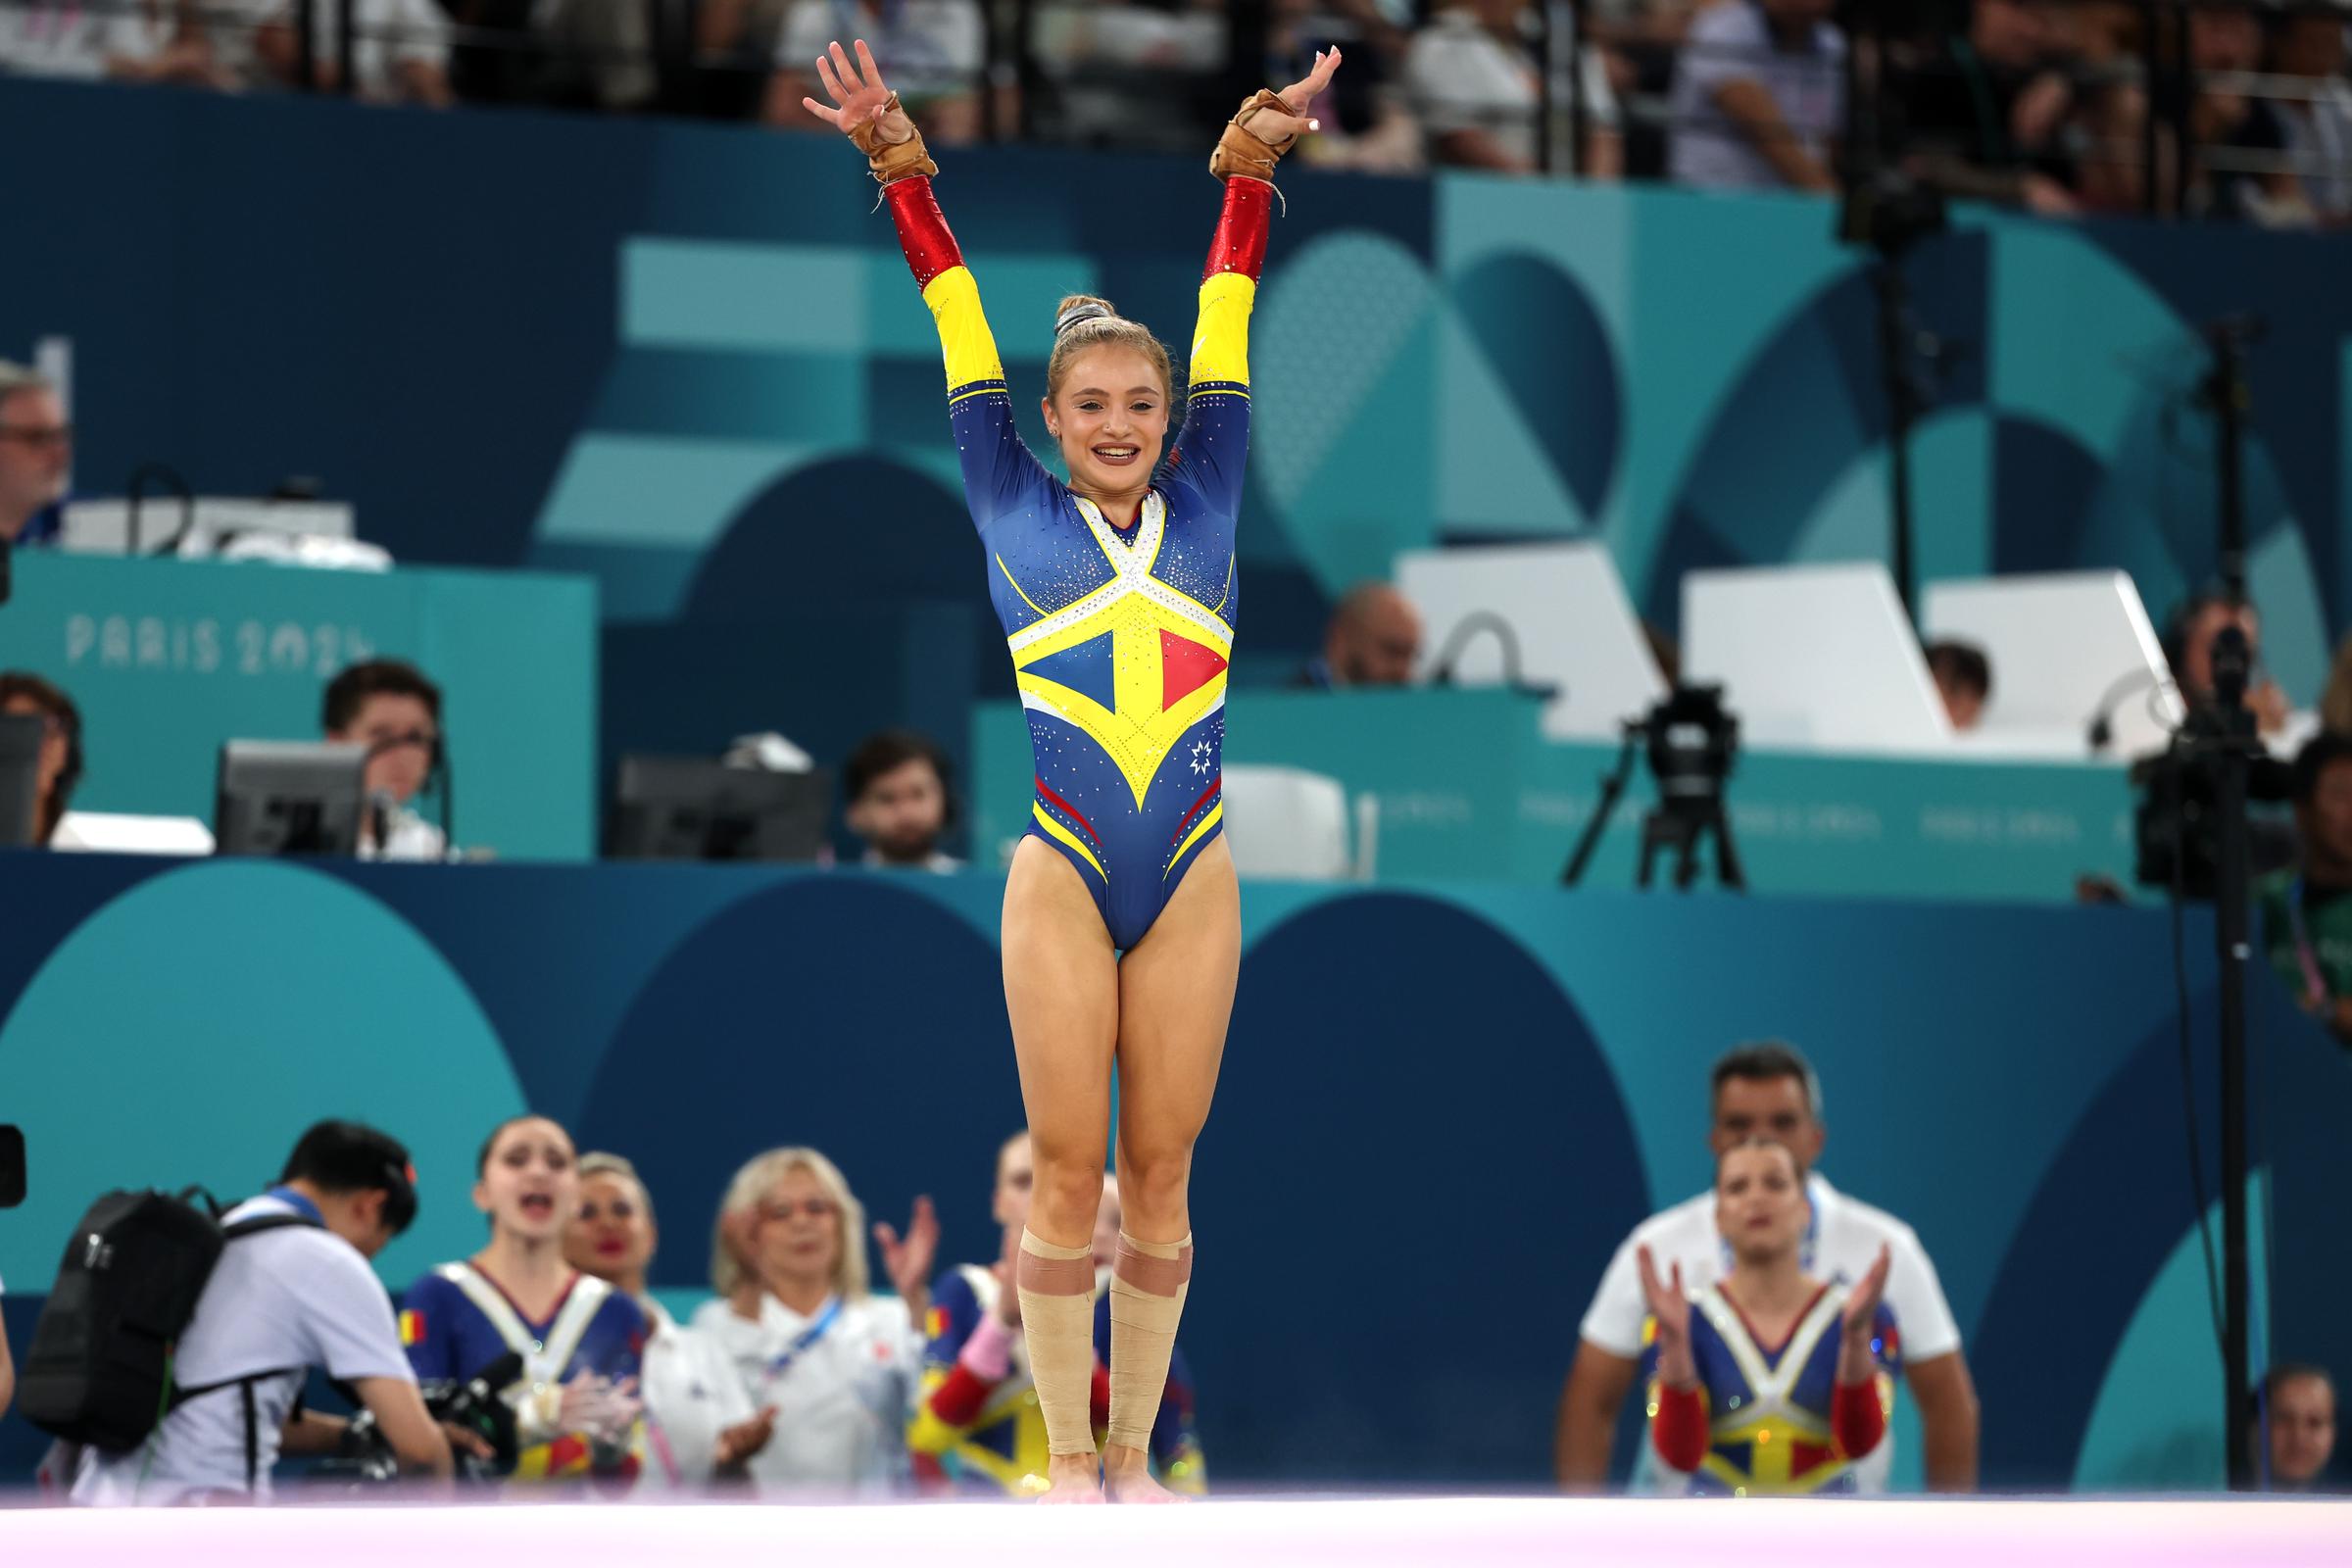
[2288,877,2331,1008]
[262,1186,324,1225]
[760,1297,845,1388]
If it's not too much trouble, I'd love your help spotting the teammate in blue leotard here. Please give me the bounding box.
[398,1115,647,1486]
[803,37,1342,1502]
[1640,1139,1898,1495]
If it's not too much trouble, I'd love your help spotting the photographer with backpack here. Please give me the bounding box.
[43,1120,454,1504]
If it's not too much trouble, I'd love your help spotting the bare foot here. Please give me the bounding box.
[1102,1446,1184,1504]
[1036,1452,1103,1504]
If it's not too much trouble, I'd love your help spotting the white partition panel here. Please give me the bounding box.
[1924,571,2184,759]
[1683,564,1951,754]
[1395,541,1665,739]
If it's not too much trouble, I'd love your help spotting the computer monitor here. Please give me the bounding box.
[606,757,831,862]
[215,741,368,857]
[0,713,43,848]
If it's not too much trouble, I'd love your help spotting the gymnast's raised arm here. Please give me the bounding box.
[1166,48,1339,517]
[804,39,1046,533]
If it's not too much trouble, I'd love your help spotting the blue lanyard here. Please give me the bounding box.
[262,1186,324,1226]
[762,1296,845,1381]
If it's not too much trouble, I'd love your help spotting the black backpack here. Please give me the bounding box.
[18,1189,320,1467]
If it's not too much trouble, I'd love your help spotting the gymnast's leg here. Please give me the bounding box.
[1003,836,1120,1502]
[1103,838,1241,1503]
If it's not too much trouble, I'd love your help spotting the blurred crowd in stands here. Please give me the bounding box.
[1,0,2346,220]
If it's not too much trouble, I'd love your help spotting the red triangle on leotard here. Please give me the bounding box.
[1160,628,1229,710]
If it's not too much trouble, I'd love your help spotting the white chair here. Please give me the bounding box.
[1217,764,1375,881]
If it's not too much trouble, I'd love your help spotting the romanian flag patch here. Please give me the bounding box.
[398,1308,425,1347]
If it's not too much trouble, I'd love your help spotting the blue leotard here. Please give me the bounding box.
[884,174,1269,949]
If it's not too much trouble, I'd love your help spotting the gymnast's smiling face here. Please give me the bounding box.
[1042,345,1170,510]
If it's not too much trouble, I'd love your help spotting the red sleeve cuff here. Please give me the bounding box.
[927,1363,996,1429]
[884,175,962,289]
[1833,1378,1886,1459]
[1651,1383,1710,1472]
[1203,177,1271,283]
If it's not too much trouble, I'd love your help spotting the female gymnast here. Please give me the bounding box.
[1639,1139,1898,1495]
[398,1115,646,1486]
[803,36,1341,1501]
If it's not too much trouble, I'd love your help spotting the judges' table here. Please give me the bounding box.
[0,853,2343,1493]
[0,552,598,860]
[975,689,2140,902]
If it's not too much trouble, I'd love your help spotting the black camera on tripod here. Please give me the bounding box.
[1563,683,1745,891]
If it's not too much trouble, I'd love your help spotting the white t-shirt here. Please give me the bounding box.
[0,0,173,78]
[1406,5,1619,172]
[1667,0,1844,189]
[690,1292,922,1494]
[637,1299,759,1489]
[73,1196,415,1506]
[361,803,450,863]
[1579,1171,1960,1492]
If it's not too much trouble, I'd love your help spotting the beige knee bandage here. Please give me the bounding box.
[1016,1229,1100,1458]
[1106,1231,1194,1454]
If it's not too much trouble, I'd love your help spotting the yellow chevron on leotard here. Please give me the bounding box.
[1168,801,1223,877]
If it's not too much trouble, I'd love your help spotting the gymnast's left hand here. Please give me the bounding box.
[1840,1244,1892,1351]
[875,1194,940,1318]
[1256,46,1345,146]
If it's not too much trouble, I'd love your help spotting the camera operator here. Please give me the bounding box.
[71,1121,454,1505]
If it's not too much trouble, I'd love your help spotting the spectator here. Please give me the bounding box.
[844,728,960,871]
[767,0,984,143]
[399,1115,647,1486]
[1555,1041,1979,1492]
[2267,10,2352,225]
[73,1120,452,1504]
[2257,731,2352,1047]
[1925,639,1991,730]
[1666,0,1844,193]
[0,363,69,549]
[1892,0,2083,216]
[2168,590,2291,740]
[322,659,450,861]
[696,1146,939,1493]
[0,672,82,846]
[0,0,218,83]
[2188,4,2297,221]
[250,0,453,104]
[564,1152,779,1487]
[1639,1139,1896,1494]
[2320,628,2352,736]
[1407,0,1624,177]
[1297,581,1423,689]
[2262,1363,2338,1490]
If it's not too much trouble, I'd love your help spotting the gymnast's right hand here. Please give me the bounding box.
[801,38,912,147]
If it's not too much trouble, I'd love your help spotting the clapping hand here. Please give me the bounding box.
[1637,1245,1696,1389]
[1840,1244,1891,1350]
[712,1404,779,1471]
[876,1194,940,1322]
[1837,1244,1893,1385]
